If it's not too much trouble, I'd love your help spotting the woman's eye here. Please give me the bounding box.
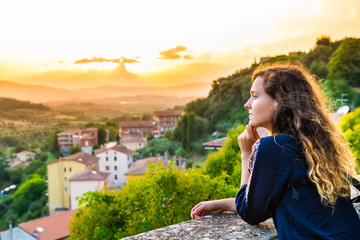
[252,94,257,99]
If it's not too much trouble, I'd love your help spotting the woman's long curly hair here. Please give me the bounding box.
[252,62,357,205]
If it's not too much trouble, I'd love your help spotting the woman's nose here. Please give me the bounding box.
[244,99,251,109]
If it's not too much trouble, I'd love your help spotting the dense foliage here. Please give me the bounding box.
[70,163,237,239]
[0,98,50,112]
[338,107,360,169]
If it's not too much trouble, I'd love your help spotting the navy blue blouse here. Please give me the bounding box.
[235,134,360,239]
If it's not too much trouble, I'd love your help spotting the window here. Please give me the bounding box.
[114,166,117,170]
[114,157,117,161]
[64,167,66,172]
[69,167,72,172]
[65,187,67,193]
[114,175,118,180]
[106,157,109,161]
[106,166,109,170]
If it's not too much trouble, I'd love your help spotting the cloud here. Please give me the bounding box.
[74,56,139,64]
[183,54,194,60]
[158,45,190,60]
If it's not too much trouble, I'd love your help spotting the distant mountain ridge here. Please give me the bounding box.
[0,80,211,103]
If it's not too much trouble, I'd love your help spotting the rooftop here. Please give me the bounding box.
[120,135,146,144]
[111,145,133,154]
[69,171,110,181]
[125,157,167,175]
[120,121,154,128]
[154,110,183,117]
[14,151,36,156]
[47,152,99,166]
[18,209,76,240]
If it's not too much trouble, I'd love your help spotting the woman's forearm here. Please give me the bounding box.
[241,154,250,186]
[218,198,236,212]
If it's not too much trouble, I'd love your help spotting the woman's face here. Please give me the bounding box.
[244,77,277,132]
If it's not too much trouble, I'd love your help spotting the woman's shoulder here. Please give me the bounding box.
[258,133,300,153]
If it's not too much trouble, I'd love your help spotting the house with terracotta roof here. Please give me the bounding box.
[69,171,110,209]
[119,120,154,137]
[18,209,76,240]
[57,128,98,155]
[94,145,133,188]
[125,156,169,180]
[7,151,36,169]
[153,110,182,137]
[47,152,99,215]
[120,135,147,151]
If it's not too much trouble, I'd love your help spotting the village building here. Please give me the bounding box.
[6,151,36,168]
[120,135,147,151]
[47,152,99,215]
[119,121,154,137]
[69,171,110,210]
[153,110,182,137]
[94,145,133,188]
[57,128,98,155]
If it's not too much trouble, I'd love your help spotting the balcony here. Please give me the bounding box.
[122,212,277,240]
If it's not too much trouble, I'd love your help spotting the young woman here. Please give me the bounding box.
[191,63,360,239]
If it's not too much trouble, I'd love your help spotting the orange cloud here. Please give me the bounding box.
[158,46,194,60]
[74,56,139,64]
[183,54,194,60]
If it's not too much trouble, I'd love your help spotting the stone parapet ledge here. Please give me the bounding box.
[122,212,277,240]
[123,203,360,240]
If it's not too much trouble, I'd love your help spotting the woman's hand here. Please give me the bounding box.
[237,125,260,158]
[191,199,236,219]
[191,200,223,219]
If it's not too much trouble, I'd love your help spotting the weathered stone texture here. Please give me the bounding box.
[123,203,360,240]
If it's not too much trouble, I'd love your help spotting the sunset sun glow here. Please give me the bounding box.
[0,0,359,91]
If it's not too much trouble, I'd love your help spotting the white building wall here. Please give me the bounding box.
[70,180,105,210]
[96,149,133,188]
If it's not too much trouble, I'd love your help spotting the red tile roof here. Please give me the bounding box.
[154,110,183,116]
[120,135,146,144]
[93,148,108,155]
[14,151,36,156]
[202,137,227,148]
[111,145,133,154]
[47,152,99,166]
[125,157,167,175]
[57,129,82,134]
[120,121,154,128]
[69,171,110,181]
[18,209,76,240]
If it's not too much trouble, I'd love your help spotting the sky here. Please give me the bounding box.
[0,0,359,92]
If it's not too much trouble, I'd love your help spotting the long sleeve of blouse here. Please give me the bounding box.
[235,135,295,225]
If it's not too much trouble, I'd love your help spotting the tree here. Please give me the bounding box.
[69,145,82,155]
[12,174,46,216]
[328,38,360,87]
[97,127,107,145]
[186,113,196,151]
[338,107,360,169]
[205,124,245,186]
[8,167,24,185]
[24,160,46,176]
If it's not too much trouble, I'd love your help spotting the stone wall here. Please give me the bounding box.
[123,203,360,240]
